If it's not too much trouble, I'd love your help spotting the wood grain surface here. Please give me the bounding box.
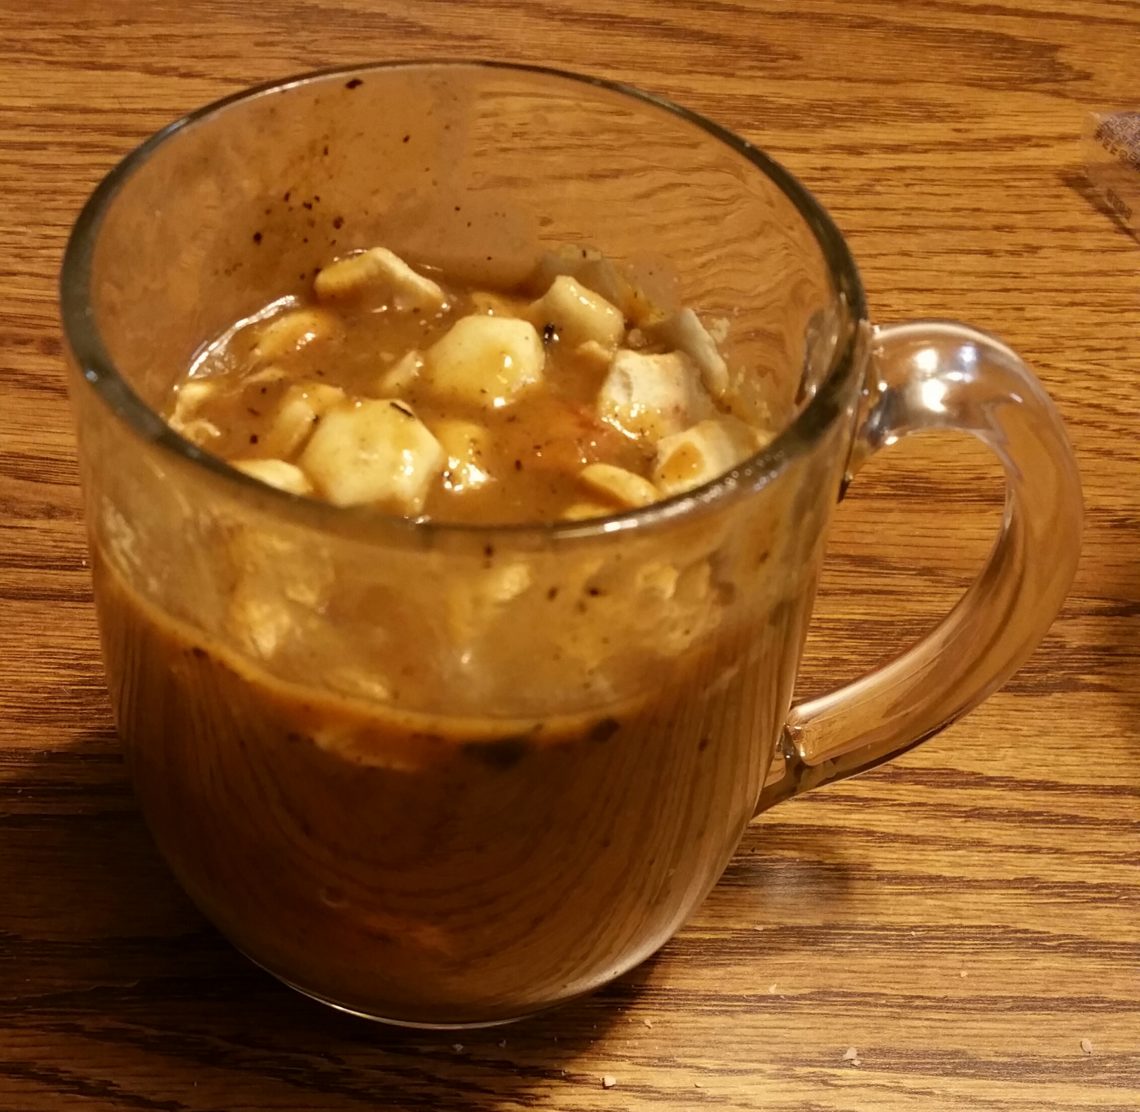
[2,1,1138,1109]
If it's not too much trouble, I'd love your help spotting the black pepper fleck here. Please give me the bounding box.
[542,322,559,344]
[547,586,559,600]
[249,434,259,445]
[390,401,415,418]
[402,133,410,143]
[589,717,620,743]
[345,78,363,89]
[332,215,344,229]
[322,144,329,155]
[252,231,263,244]
[466,736,528,769]
[698,737,711,752]
[514,459,523,471]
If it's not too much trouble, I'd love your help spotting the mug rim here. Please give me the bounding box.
[59,59,868,544]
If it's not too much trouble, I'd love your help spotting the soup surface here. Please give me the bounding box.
[167,246,773,523]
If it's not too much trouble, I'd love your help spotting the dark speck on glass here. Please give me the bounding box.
[588,717,621,743]
[466,736,529,769]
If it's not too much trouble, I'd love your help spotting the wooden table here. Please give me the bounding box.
[2,2,1137,1109]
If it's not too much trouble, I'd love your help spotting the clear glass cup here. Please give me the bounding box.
[60,62,1082,1028]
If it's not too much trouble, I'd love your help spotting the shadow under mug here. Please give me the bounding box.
[60,62,1082,1028]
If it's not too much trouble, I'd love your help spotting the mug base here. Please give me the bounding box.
[255,956,555,1030]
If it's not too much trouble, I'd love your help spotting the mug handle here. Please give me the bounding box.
[756,321,1082,812]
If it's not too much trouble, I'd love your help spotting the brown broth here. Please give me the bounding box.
[123,251,789,1024]
[94,542,786,1024]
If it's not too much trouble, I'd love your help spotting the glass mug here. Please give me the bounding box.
[60,62,1082,1028]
